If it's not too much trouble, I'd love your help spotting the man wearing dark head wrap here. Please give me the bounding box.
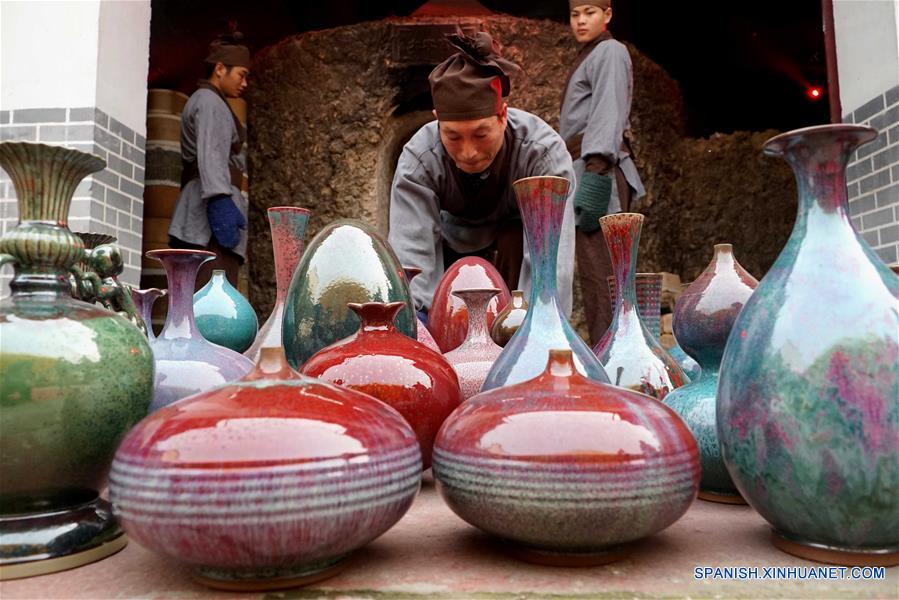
[169,32,252,289]
[388,31,577,317]
[561,0,645,344]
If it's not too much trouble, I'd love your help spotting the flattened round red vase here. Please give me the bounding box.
[429,257,510,352]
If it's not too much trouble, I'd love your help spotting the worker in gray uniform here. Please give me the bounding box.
[169,32,251,289]
[561,0,645,345]
[388,30,577,321]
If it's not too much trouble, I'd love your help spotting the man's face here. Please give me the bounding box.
[570,5,612,44]
[437,105,508,174]
[215,64,250,98]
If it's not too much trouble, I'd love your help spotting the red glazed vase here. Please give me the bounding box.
[443,288,504,400]
[428,257,510,352]
[301,302,463,469]
[490,289,528,347]
[433,349,699,565]
[109,347,421,591]
[402,266,442,353]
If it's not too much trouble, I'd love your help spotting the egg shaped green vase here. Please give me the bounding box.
[282,219,416,368]
[193,270,258,353]
[0,142,154,579]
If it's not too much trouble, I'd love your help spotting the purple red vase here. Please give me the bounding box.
[245,206,310,363]
[402,266,442,353]
[146,249,254,412]
[593,214,686,399]
[131,287,165,341]
[607,273,662,339]
[109,346,421,591]
[443,288,504,399]
[301,302,463,469]
[433,349,700,565]
[428,257,510,353]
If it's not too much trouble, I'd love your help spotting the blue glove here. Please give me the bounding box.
[207,194,246,249]
[574,171,613,233]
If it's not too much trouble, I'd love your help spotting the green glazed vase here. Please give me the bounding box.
[193,269,258,353]
[0,142,154,579]
[718,125,899,566]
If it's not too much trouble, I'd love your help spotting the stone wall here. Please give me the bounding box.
[246,15,796,318]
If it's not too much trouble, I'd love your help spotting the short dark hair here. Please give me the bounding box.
[203,62,236,79]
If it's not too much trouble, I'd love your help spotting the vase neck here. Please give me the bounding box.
[513,177,569,308]
[150,250,212,339]
[454,288,499,347]
[348,301,404,333]
[268,207,310,305]
[602,213,643,315]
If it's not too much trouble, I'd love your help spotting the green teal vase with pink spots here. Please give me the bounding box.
[717,125,899,565]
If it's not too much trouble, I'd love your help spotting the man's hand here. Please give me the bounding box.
[207,194,247,249]
[574,171,612,233]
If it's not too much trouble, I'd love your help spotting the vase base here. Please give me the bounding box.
[505,543,626,567]
[0,497,127,580]
[192,554,349,591]
[772,531,899,567]
[698,490,747,505]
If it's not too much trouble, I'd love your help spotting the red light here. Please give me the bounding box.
[807,87,823,100]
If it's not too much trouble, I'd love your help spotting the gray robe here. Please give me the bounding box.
[168,88,249,259]
[388,108,576,315]
[559,38,645,210]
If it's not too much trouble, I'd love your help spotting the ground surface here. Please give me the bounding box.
[2,478,896,599]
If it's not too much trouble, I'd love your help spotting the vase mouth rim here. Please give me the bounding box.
[763,124,877,156]
[146,248,216,261]
[512,175,570,185]
[267,206,311,215]
[452,287,501,298]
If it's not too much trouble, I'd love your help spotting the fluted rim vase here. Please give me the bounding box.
[245,206,310,363]
[131,287,166,341]
[718,124,899,566]
[482,176,608,389]
[593,213,686,399]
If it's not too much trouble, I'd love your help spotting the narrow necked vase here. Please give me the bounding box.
[402,266,442,353]
[131,288,165,341]
[491,289,529,347]
[194,269,259,353]
[444,288,504,399]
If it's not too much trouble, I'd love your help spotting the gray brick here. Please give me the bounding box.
[13,108,66,124]
[121,178,143,199]
[0,111,9,125]
[117,210,132,229]
[888,124,899,146]
[90,200,105,220]
[861,229,879,247]
[876,184,899,208]
[849,193,876,217]
[107,154,133,179]
[94,127,121,154]
[93,107,108,129]
[121,142,145,168]
[118,230,140,250]
[38,125,69,142]
[73,180,92,199]
[133,166,145,184]
[874,244,898,265]
[131,215,142,232]
[69,199,92,219]
[135,133,146,148]
[0,125,37,142]
[857,132,888,159]
[106,188,130,211]
[859,168,892,194]
[130,199,143,216]
[108,116,136,145]
[90,143,108,163]
[893,165,899,182]
[847,157,873,182]
[854,95,886,123]
[68,107,94,122]
[880,224,899,244]
[67,124,94,143]
[887,84,899,108]
[872,143,899,171]
[94,168,119,189]
[851,216,862,231]
[870,104,899,133]
[861,206,895,229]
[847,181,860,199]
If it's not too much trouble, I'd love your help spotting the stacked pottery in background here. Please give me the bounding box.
[718,124,899,566]
[146,249,254,412]
[402,266,442,353]
[0,142,154,579]
[283,220,416,368]
[593,213,686,399]
[110,347,422,591]
[484,177,608,389]
[434,349,700,566]
[193,269,259,353]
[302,302,463,469]
[663,244,757,504]
[490,289,528,347]
[245,207,311,363]
[443,289,504,399]
[428,257,510,352]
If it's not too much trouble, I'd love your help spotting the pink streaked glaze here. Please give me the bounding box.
[429,257,510,353]
[444,288,504,399]
[402,266,442,353]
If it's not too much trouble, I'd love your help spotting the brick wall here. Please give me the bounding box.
[0,107,146,294]
[844,84,899,266]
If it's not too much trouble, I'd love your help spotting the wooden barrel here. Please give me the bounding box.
[148,89,189,116]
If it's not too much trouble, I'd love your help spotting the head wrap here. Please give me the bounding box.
[428,30,521,121]
[204,31,251,69]
[569,0,611,9]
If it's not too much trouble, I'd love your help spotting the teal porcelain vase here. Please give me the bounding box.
[283,219,415,368]
[593,213,686,400]
[0,142,154,579]
[718,124,899,566]
[194,269,258,353]
[482,176,607,389]
[664,244,757,504]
